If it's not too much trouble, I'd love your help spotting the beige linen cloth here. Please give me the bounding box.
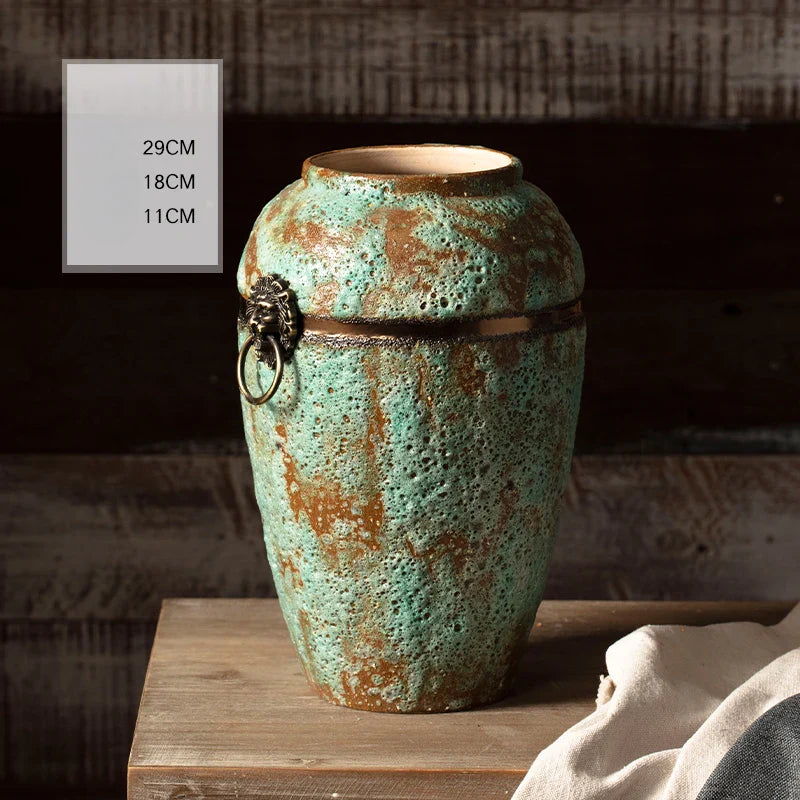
[512,604,800,800]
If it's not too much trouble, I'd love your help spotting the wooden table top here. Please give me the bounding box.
[128,599,791,800]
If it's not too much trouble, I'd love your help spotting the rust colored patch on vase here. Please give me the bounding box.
[277,549,304,589]
[340,655,409,712]
[361,354,389,501]
[282,204,364,262]
[246,404,262,449]
[282,217,335,257]
[363,356,388,452]
[450,202,574,309]
[360,197,456,312]
[262,183,298,225]
[405,531,471,576]
[310,279,341,314]
[242,232,259,286]
[297,609,313,661]
[450,342,488,396]
[369,207,436,284]
[450,220,530,308]
[275,423,384,563]
[243,184,302,287]
[368,383,387,446]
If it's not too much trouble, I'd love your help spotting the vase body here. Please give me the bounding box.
[237,145,585,712]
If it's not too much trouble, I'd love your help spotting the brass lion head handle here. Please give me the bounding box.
[237,275,299,405]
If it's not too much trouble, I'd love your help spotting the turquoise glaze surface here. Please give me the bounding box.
[237,145,585,712]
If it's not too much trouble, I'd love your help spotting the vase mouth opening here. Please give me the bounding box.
[302,144,522,195]
[307,144,516,176]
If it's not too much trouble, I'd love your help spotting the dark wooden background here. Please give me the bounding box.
[1,0,799,796]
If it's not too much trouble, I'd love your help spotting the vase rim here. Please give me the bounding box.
[302,144,522,196]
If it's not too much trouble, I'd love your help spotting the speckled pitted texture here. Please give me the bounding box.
[238,154,583,321]
[238,146,585,712]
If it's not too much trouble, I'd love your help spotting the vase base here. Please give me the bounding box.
[306,673,518,714]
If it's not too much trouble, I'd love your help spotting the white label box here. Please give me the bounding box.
[63,60,222,273]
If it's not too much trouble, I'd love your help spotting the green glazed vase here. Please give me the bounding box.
[236,144,585,712]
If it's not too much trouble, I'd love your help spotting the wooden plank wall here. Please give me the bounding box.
[1,0,799,795]
[3,454,799,792]
[2,0,800,119]
[5,455,799,622]
[4,117,800,455]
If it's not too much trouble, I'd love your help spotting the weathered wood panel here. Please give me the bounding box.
[5,116,799,454]
[1,455,273,621]
[0,619,154,792]
[7,115,798,295]
[9,113,800,290]
[5,115,800,453]
[2,453,797,792]
[3,454,799,623]
[3,0,800,119]
[556,456,800,600]
[583,289,800,453]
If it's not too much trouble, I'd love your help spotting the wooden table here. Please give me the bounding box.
[128,599,790,800]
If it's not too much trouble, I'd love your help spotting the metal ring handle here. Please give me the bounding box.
[236,334,284,405]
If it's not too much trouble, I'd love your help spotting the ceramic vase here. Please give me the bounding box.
[236,144,585,712]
